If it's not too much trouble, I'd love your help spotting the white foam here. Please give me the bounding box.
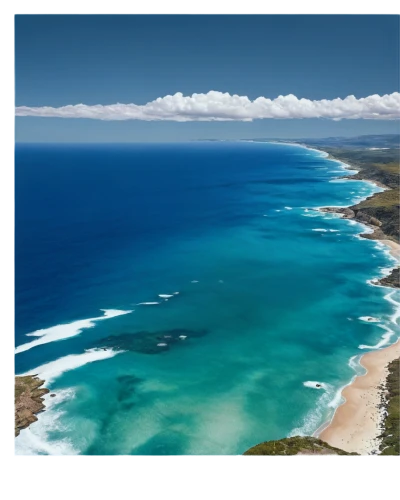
[179,335,187,340]
[284,206,293,210]
[312,228,328,232]
[289,381,341,437]
[359,324,394,350]
[191,280,199,283]
[15,309,132,354]
[329,229,340,232]
[137,302,159,305]
[359,316,380,323]
[158,294,173,299]
[275,209,281,212]
[157,343,167,347]
[385,290,400,325]
[303,381,328,390]
[326,386,346,410]
[348,355,358,371]
[15,388,77,455]
[379,267,395,276]
[19,348,122,384]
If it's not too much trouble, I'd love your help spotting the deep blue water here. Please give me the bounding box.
[15,141,399,455]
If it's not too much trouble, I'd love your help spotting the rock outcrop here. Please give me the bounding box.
[15,375,49,437]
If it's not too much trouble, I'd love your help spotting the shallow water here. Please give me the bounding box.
[15,141,399,455]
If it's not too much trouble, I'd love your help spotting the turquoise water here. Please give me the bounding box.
[15,141,399,455]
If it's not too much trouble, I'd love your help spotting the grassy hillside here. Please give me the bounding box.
[379,358,399,456]
[243,436,358,455]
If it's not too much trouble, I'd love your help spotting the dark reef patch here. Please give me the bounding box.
[98,328,208,354]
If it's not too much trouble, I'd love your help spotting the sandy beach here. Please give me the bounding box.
[319,236,399,455]
[319,339,400,455]
[379,239,400,261]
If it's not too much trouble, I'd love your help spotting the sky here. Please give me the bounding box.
[15,15,400,142]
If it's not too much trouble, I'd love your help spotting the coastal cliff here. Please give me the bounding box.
[307,143,399,288]
[15,375,49,437]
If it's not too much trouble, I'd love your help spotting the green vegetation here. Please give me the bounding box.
[379,358,399,455]
[243,137,398,457]
[353,187,399,209]
[243,436,358,455]
[370,162,399,176]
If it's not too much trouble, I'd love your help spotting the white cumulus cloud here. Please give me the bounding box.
[15,91,400,122]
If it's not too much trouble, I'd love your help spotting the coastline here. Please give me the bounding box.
[15,375,50,437]
[307,144,399,455]
[318,340,400,455]
[12,139,400,458]
[253,140,399,455]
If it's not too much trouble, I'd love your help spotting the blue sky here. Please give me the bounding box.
[15,15,399,142]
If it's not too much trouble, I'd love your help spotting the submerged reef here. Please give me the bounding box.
[98,328,208,354]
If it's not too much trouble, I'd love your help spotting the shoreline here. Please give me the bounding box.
[15,375,50,437]
[231,141,399,455]
[318,340,400,455]
[307,145,399,455]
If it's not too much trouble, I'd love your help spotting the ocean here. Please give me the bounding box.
[15,141,399,455]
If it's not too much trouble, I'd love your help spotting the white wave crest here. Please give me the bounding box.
[385,290,400,325]
[19,348,122,384]
[137,302,160,305]
[289,381,342,437]
[158,294,173,299]
[358,324,395,350]
[15,309,132,354]
[312,228,328,232]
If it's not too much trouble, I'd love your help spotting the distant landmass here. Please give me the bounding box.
[199,134,400,150]
[249,134,400,149]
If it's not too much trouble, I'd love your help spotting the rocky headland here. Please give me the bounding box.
[314,144,399,289]
[15,375,50,437]
[244,436,358,455]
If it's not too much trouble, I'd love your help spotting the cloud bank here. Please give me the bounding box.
[15,91,400,121]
